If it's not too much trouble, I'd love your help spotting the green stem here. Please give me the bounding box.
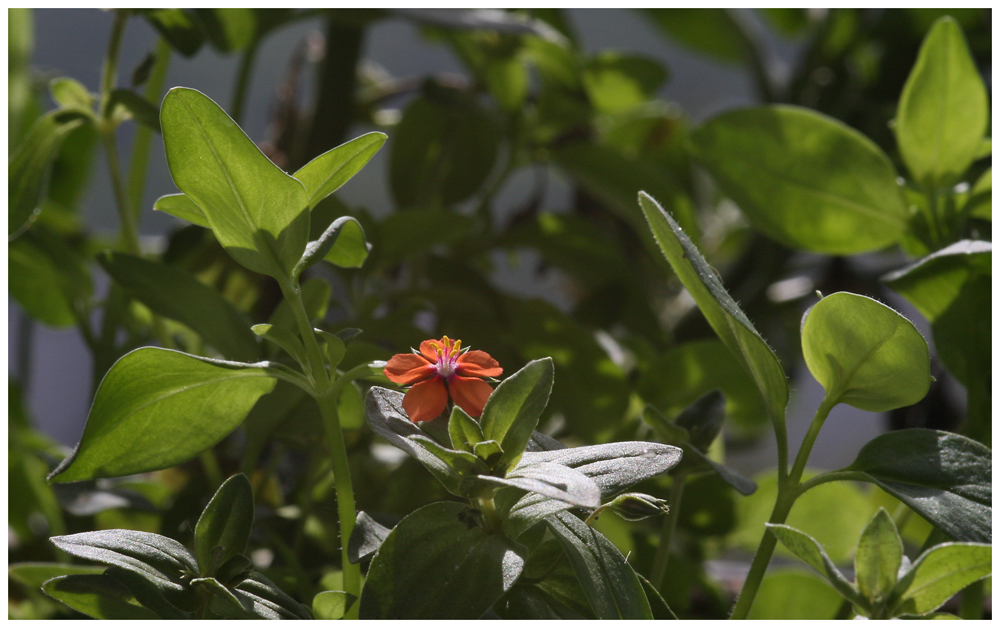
[280,279,328,391]
[126,37,171,219]
[651,472,686,591]
[230,41,259,126]
[317,389,361,616]
[729,396,837,619]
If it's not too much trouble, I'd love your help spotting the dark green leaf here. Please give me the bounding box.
[195,576,255,618]
[196,8,256,52]
[643,9,746,62]
[348,511,392,564]
[161,87,309,281]
[896,17,988,188]
[801,292,930,411]
[360,501,527,619]
[99,251,260,362]
[232,572,312,619]
[855,508,903,605]
[843,429,991,543]
[194,474,254,576]
[9,237,80,328]
[480,358,554,473]
[673,389,725,451]
[546,511,652,619]
[108,89,161,132]
[964,168,991,220]
[9,563,105,589]
[42,574,159,619]
[49,348,276,482]
[889,543,992,617]
[313,590,356,620]
[293,132,386,208]
[315,329,346,369]
[686,446,757,496]
[689,106,908,254]
[153,193,210,228]
[472,439,503,468]
[449,405,486,453]
[106,566,190,619]
[639,192,788,425]
[140,9,205,57]
[251,324,306,367]
[767,524,869,610]
[9,109,90,235]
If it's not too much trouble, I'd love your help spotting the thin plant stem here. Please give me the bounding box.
[651,472,687,591]
[230,41,259,126]
[126,37,172,219]
[729,395,837,619]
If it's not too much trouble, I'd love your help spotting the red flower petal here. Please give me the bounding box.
[456,350,503,378]
[419,339,441,362]
[403,377,449,423]
[384,353,434,385]
[448,376,495,418]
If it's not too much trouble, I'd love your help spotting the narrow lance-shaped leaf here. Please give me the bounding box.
[153,193,210,228]
[479,358,555,473]
[639,192,788,425]
[194,474,255,576]
[160,87,309,281]
[293,132,386,208]
[42,574,160,620]
[49,348,276,483]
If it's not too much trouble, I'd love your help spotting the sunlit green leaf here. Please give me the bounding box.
[747,569,844,620]
[855,508,903,605]
[767,524,869,610]
[49,77,93,111]
[889,543,992,617]
[293,132,386,209]
[313,591,355,620]
[153,193,210,228]
[480,358,554,473]
[582,52,667,113]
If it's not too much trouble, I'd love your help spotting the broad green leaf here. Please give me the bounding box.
[582,52,667,113]
[296,217,370,276]
[196,576,253,618]
[546,511,652,619]
[105,566,190,619]
[293,132,386,208]
[49,348,276,482]
[855,508,903,605]
[153,193,210,228]
[9,109,90,235]
[107,88,161,132]
[232,572,312,619]
[480,358,554,473]
[449,405,485,453]
[194,474,254,576]
[9,563,105,589]
[389,91,499,207]
[360,501,527,619]
[42,574,160,619]
[639,192,788,425]
[895,17,988,189]
[9,237,78,327]
[49,77,93,110]
[494,539,594,619]
[476,461,601,509]
[889,543,992,617]
[747,569,845,620]
[336,380,365,430]
[251,324,306,367]
[411,435,490,480]
[767,524,869,610]
[99,251,261,362]
[689,106,908,254]
[843,429,991,543]
[313,591,355,620]
[348,511,392,564]
[160,87,309,281]
[801,292,930,411]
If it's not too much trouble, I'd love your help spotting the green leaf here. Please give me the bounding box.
[160,87,309,281]
[9,109,90,235]
[194,474,254,577]
[153,193,210,228]
[801,292,930,411]
[49,348,276,482]
[360,501,527,619]
[477,461,601,510]
[313,591,355,620]
[689,106,908,254]
[747,569,845,620]
[855,508,903,605]
[843,429,991,543]
[296,216,370,274]
[232,572,312,619]
[42,574,160,619]
[546,512,652,619]
[643,9,746,63]
[348,511,392,564]
[896,17,988,189]
[767,524,869,611]
[472,439,503,468]
[105,566,190,619]
[49,77,93,110]
[449,405,485,453]
[9,563,106,589]
[140,9,204,57]
[196,8,257,52]
[196,576,254,618]
[107,88,161,132]
[480,358,555,473]
[9,237,79,328]
[315,329,346,369]
[582,52,668,114]
[293,132,386,209]
[889,543,992,617]
[99,251,260,362]
[639,191,788,425]
[251,324,306,367]
[965,168,991,220]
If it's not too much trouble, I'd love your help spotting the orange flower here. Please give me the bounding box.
[383,336,502,423]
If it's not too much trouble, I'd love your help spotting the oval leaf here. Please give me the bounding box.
[688,106,908,254]
[801,292,930,411]
[49,348,276,482]
[160,87,309,281]
[194,474,255,576]
[855,508,903,605]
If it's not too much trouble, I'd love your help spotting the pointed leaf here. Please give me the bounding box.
[639,192,788,425]
[49,77,93,110]
[855,508,903,605]
[449,405,485,453]
[153,192,210,228]
[546,511,652,619]
[49,348,276,482]
[195,474,255,577]
[315,329,346,369]
[801,292,930,411]
[160,87,309,281]
[99,251,261,362]
[688,106,908,253]
[108,88,161,132]
[360,501,527,619]
[9,563,106,589]
[472,439,503,468]
[480,358,554,473]
[844,429,991,543]
[293,132,386,208]
[295,215,370,275]
[767,524,869,610]
[42,574,159,619]
[105,566,190,619]
[477,461,601,509]
[889,543,992,617]
[232,572,312,619]
[251,324,306,367]
[896,17,988,188]
[348,511,392,564]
